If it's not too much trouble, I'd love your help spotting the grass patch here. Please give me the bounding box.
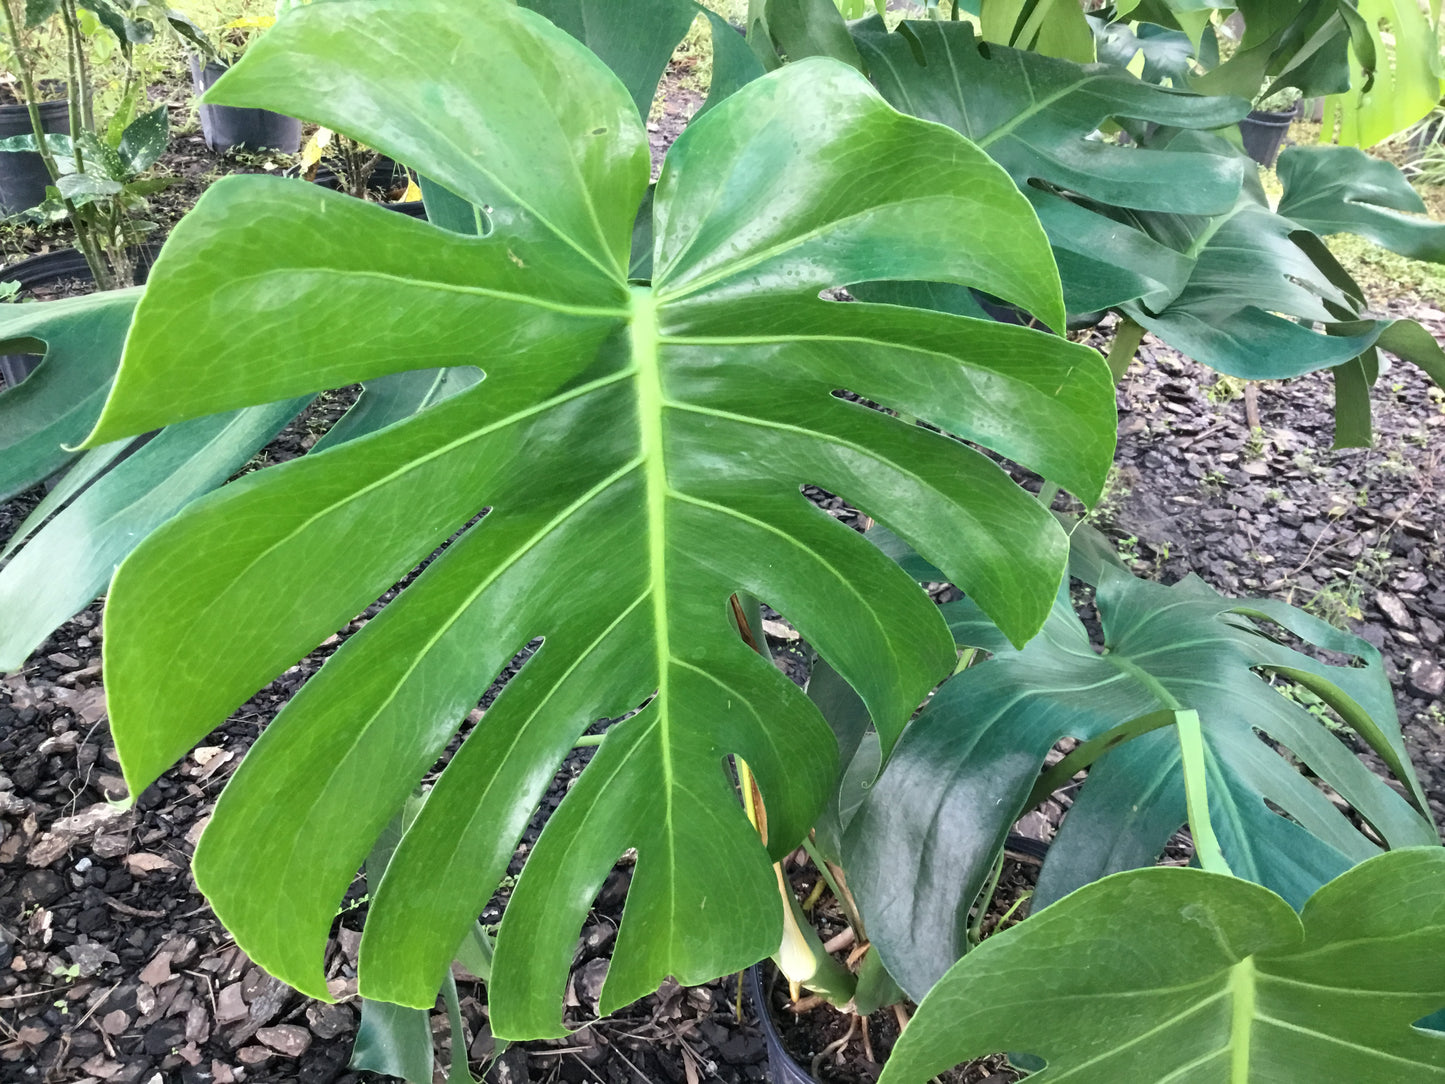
[1322,231,1445,310]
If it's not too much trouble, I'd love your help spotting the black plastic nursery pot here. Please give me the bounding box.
[0,98,70,217]
[0,246,159,388]
[1239,101,1302,167]
[1407,107,1445,169]
[749,834,1051,1084]
[189,55,302,154]
[747,965,822,1084]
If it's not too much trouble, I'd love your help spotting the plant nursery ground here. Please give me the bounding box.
[3,45,1445,1084]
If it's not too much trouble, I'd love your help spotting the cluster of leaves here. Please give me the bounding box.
[0,105,170,222]
[765,6,1445,445]
[82,0,1114,1039]
[1,0,209,288]
[2,0,1444,1080]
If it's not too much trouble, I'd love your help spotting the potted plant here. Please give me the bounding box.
[53,3,1445,1082]
[0,0,106,217]
[189,13,300,153]
[1240,83,1302,166]
[0,89,68,217]
[1,0,207,289]
[297,125,424,215]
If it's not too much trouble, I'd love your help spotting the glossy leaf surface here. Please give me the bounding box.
[0,289,139,502]
[88,0,1114,1038]
[844,567,1436,999]
[851,17,1248,312]
[311,367,482,454]
[349,999,434,1084]
[879,849,1445,1084]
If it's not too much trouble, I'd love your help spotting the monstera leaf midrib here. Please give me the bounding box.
[879,852,1445,1083]
[87,0,1116,1041]
[845,569,1432,999]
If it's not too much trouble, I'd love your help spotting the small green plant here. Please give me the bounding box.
[2,105,174,285]
[1244,424,1265,459]
[1205,374,1246,403]
[0,0,207,287]
[1255,83,1301,113]
[1382,448,1410,474]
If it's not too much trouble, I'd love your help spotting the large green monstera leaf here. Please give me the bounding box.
[879,849,1445,1084]
[849,17,1249,314]
[842,566,1437,999]
[85,0,1115,1038]
[0,283,477,670]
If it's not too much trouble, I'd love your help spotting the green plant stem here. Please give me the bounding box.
[62,0,93,130]
[1036,481,1060,510]
[966,847,1006,948]
[994,890,1031,929]
[441,972,481,1084]
[1106,317,1147,382]
[573,735,604,747]
[800,835,865,937]
[1,0,61,182]
[60,1,86,165]
[58,0,126,288]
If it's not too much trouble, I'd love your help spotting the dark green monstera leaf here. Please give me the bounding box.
[842,566,1436,999]
[1091,16,1194,85]
[85,0,1115,1038]
[879,849,1445,1084]
[849,17,1249,313]
[1277,144,1445,263]
[1118,130,1445,443]
[1186,0,1358,103]
[521,0,763,118]
[0,289,140,501]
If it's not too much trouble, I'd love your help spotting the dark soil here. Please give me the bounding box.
[0,82,67,108]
